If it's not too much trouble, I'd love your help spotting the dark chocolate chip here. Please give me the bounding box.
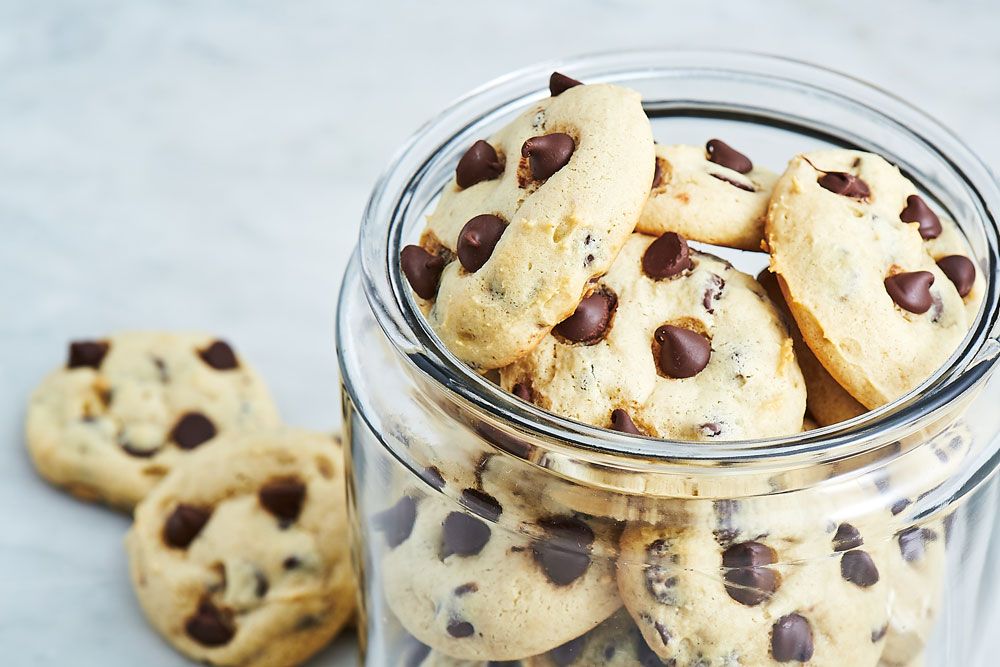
[442,511,491,558]
[460,489,502,522]
[840,550,880,587]
[457,214,507,273]
[654,325,711,378]
[884,271,935,314]
[454,582,478,596]
[642,232,692,280]
[722,541,780,606]
[170,412,217,449]
[447,619,475,638]
[898,526,937,562]
[254,570,269,597]
[456,140,503,189]
[283,556,301,570]
[610,408,641,435]
[645,539,679,605]
[121,441,158,458]
[549,71,582,97]
[702,274,725,313]
[549,633,587,665]
[651,158,663,189]
[872,623,889,643]
[422,467,445,491]
[706,139,753,174]
[890,498,911,516]
[513,382,533,403]
[818,172,870,199]
[832,523,863,552]
[532,516,594,586]
[375,496,417,548]
[164,504,211,549]
[554,290,617,344]
[259,479,306,523]
[401,245,446,300]
[522,133,575,181]
[185,600,235,647]
[710,173,755,192]
[937,255,976,298]
[900,194,942,239]
[198,340,238,370]
[68,340,109,369]
[771,613,814,662]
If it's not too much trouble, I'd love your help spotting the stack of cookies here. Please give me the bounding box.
[26,333,356,666]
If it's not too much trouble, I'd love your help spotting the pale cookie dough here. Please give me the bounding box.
[924,215,985,322]
[524,609,666,666]
[766,150,969,410]
[404,80,654,369]
[500,233,806,441]
[26,332,280,510]
[125,429,354,667]
[637,141,778,251]
[618,501,891,666]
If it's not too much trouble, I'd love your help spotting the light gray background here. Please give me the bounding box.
[1,1,998,664]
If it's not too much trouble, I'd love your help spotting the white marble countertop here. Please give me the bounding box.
[1,1,998,664]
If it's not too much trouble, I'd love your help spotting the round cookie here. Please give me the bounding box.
[500,233,806,441]
[125,429,354,667]
[617,500,891,666]
[637,141,778,251]
[26,332,280,509]
[403,79,655,369]
[766,150,970,410]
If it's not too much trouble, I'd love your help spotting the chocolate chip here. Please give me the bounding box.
[710,173,755,192]
[170,412,217,449]
[832,523,863,552]
[283,556,301,570]
[891,498,911,516]
[422,467,445,491]
[442,512,491,558]
[771,613,813,662]
[457,214,507,273]
[460,489,502,522]
[401,245,446,300]
[645,539,679,605]
[651,158,663,189]
[164,504,211,549]
[702,274,725,313]
[254,570,269,597]
[722,541,780,606]
[706,139,753,174]
[610,409,641,435]
[456,140,503,189]
[532,517,594,586]
[884,271,935,314]
[198,340,238,370]
[549,633,587,665]
[642,232,692,280]
[841,550,880,587]
[900,194,942,239]
[872,623,889,643]
[818,172,870,199]
[375,496,417,548]
[447,619,475,638]
[121,441,158,458]
[654,325,711,378]
[549,71,582,96]
[259,479,306,523]
[554,289,617,344]
[898,526,937,562]
[699,422,722,438]
[454,582,478,596]
[185,600,235,647]
[512,382,533,403]
[937,255,976,298]
[68,340,109,369]
[522,133,575,181]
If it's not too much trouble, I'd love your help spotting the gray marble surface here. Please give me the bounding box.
[1,1,998,664]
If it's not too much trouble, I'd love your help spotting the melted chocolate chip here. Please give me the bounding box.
[937,255,976,298]
[164,504,211,549]
[818,172,870,199]
[198,340,238,370]
[722,541,780,606]
[832,523,863,552]
[186,600,235,647]
[554,290,617,344]
[706,139,752,174]
[900,194,942,239]
[460,489,502,522]
[771,613,814,662]
[884,271,935,314]
[457,214,508,272]
[401,245,446,300]
[710,172,755,192]
[898,526,937,562]
[651,158,663,189]
[447,619,475,638]
[522,133,575,181]
[654,325,711,378]
[702,274,725,313]
[549,71,582,96]
[642,232,692,280]
[841,550,880,587]
[456,140,503,189]
[375,496,417,548]
[610,408,641,435]
[170,412,217,449]
[259,479,306,523]
[442,512,491,558]
[512,382,533,403]
[532,517,594,586]
[549,633,587,665]
[68,340,110,369]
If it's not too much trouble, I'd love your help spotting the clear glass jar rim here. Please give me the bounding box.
[352,49,1000,467]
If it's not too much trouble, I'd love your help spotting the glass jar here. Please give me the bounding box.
[337,51,1000,666]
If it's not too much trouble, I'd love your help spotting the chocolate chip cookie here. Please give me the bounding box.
[523,609,665,666]
[26,332,280,509]
[125,429,354,667]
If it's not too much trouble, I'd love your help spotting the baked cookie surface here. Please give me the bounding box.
[26,332,280,509]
